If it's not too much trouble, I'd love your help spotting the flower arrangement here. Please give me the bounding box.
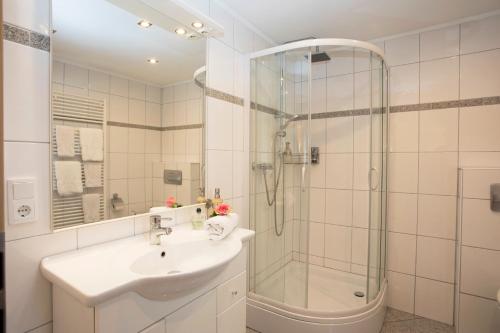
[165,196,180,208]
[212,203,231,216]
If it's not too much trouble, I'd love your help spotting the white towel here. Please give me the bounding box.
[56,125,75,157]
[206,213,239,241]
[79,128,103,161]
[82,194,101,223]
[54,161,83,196]
[84,163,102,188]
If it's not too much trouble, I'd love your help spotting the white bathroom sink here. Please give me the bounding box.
[40,224,254,305]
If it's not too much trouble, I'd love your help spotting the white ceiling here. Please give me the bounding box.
[52,0,206,86]
[220,0,500,44]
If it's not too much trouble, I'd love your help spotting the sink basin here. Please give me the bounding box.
[129,238,241,300]
[40,224,254,305]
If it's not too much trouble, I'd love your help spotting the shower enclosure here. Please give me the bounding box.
[248,39,388,333]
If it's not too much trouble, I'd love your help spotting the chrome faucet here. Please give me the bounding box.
[150,215,173,245]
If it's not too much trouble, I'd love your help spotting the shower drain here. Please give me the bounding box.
[354,291,365,298]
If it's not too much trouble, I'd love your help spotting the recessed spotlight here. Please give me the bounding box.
[175,28,186,35]
[192,22,203,29]
[147,58,159,64]
[137,20,152,28]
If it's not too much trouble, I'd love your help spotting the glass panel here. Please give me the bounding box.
[249,48,310,308]
[367,52,388,302]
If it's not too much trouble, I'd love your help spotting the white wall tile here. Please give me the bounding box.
[326,74,354,111]
[146,102,161,127]
[387,232,416,274]
[460,49,500,99]
[234,22,254,54]
[389,63,419,106]
[207,150,233,199]
[206,97,233,150]
[110,76,129,97]
[459,293,500,333]
[108,126,128,153]
[77,218,134,248]
[109,152,128,180]
[208,39,234,94]
[309,222,325,257]
[89,70,110,93]
[416,236,455,283]
[4,142,51,241]
[385,34,419,66]
[326,117,353,153]
[388,192,417,234]
[146,86,162,103]
[145,130,161,154]
[418,152,458,195]
[109,95,128,123]
[129,81,146,100]
[459,105,500,152]
[420,25,459,61]
[388,153,418,193]
[353,71,370,109]
[387,270,415,314]
[128,128,145,154]
[351,227,368,265]
[461,245,500,299]
[326,49,354,76]
[309,188,326,222]
[64,64,88,89]
[462,198,500,251]
[311,78,326,114]
[311,62,327,79]
[420,57,459,103]
[6,230,77,333]
[325,189,352,226]
[324,224,351,262]
[389,111,419,152]
[460,14,500,54]
[417,194,456,239]
[4,41,50,142]
[128,99,146,125]
[353,153,369,190]
[353,115,370,153]
[462,169,500,199]
[415,277,454,324]
[352,190,369,228]
[325,153,353,189]
[419,108,458,152]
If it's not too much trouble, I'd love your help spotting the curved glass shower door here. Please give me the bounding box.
[249,41,388,313]
[250,48,311,308]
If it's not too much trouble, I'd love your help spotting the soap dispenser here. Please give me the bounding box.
[192,207,204,230]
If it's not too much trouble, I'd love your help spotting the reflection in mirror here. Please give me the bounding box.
[51,0,206,229]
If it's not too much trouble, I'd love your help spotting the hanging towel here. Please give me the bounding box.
[79,128,103,161]
[84,163,102,188]
[82,193,101,223]
[206,213,239,241]
[54,161,83,196]
[56,125,75,157]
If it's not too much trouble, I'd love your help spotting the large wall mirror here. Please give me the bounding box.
[50,0,209,229]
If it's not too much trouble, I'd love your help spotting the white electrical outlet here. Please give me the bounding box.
[8,178,37,224]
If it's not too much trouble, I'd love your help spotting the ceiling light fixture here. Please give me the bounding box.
[137,20,152,28]
[191,22,203,29]
[175,28,186,35]
[147,58,159,64]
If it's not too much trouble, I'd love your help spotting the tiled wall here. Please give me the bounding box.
[381,13,500,325]
[51,61,163,218]
[456,168,500,333]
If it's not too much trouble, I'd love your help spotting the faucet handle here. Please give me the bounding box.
[150,215,162,229]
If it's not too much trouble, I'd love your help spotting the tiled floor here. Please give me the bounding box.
[246,307,455,333]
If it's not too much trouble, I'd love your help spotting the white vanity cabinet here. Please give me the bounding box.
[51,243,249,333]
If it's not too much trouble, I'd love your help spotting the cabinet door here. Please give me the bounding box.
[166,290,216,333]
[139,320,165,333]
[217,297,246,333]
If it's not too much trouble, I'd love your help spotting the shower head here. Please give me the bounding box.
[311,52,331,63]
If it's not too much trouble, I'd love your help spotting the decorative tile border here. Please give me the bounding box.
[107,121,203,131]
[251,95,500,120]
[3,22,50,52]
[206,87,244,106]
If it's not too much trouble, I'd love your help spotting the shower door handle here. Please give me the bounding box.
[369,167,379,190]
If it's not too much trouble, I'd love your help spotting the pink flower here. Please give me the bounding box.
[214,203,231,216]
[166,196,176,208]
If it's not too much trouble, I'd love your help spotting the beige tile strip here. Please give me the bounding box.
[206,87,244,106]
[3,22,50,52]
[107,121,203,131]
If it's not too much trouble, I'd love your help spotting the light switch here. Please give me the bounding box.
[8,178,37,224]
[13,181,34,199]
